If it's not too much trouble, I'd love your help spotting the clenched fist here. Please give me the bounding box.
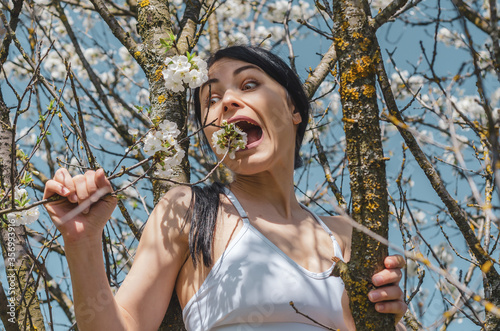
[43,168,117,244]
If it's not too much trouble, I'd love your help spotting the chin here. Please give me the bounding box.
[225,152,285,176]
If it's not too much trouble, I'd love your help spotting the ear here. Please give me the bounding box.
[286,93,301,125]
[292,110,302,125]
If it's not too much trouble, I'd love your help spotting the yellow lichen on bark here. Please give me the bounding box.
[155,67,164,81]
[360,38,372,52]
[334,37,349,51]
[340,56,375,93]
[342,21,349,31]
[341,86,359,100]
[363,84,376,97]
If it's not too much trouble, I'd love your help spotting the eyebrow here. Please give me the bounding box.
[200,64,262,96]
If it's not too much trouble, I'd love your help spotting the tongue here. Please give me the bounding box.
[245,127,262,145]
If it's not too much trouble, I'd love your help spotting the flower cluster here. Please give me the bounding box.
[143,120,185,178]
[6,187,40,226]
[162,54,208,92]
[390,70,424,100]
[211,121,248,159]
[370,0,393,11]
[263,0,312,22]
[436,28,466,49]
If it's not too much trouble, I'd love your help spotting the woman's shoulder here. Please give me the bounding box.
[319,214,352,260]
[145,185,193,240]
[158,184,193,213]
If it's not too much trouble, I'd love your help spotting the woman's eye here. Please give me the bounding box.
[209,96,221,105]
[242,81,257,90]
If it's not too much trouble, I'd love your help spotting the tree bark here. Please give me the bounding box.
[135,0,201,329]
[327,0,394,329]
[0,95,45,330]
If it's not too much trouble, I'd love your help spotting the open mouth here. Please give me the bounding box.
[235,121,263,148]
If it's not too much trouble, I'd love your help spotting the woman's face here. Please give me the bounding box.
[199,58,302,175]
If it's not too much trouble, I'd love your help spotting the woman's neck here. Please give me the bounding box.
[229,169,300,219]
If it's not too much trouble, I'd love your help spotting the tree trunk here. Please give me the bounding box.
[327,0,394,329]
[136,0,201,329]
[0,95,45,330]
[484,276,500,331]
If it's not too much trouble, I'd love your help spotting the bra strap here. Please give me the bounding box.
[223,187,250,224]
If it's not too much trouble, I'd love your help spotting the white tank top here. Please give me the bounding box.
[182,188,348,330]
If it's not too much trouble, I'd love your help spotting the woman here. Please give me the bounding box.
[44,46,407,330]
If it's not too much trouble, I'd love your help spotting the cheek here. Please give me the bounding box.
[201,106,221,126]
[264,103,295,135]
[203,126,216,146]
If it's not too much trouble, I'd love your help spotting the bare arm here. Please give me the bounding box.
[114,186,191,330]
[44,169,190,330]
[65,236,130,329]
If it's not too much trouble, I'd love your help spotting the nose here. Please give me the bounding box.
[222,89,242,113]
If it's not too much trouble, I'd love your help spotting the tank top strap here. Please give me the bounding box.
[223,187,338,248]
[299,203,339,247]
[223,187,250,224]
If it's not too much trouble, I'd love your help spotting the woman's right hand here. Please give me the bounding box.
[43,168,117,244]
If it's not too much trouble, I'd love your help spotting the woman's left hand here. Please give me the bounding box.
[368,255,407,323]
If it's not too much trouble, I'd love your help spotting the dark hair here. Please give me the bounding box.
[189,46,310,268]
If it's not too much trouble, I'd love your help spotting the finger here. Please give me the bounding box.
[94,169,113,195]
[85,170,98,194]
[94,169,111,188]
[385,255,405,269]
[372,268,402,286]
[374,300,407,316]
[55,168,78,203]
[73,174,90,205]
[81,171,99,214]
[43,180,72,200]
[369,285,403,303]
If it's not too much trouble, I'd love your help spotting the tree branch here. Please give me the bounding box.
[303,42,337,99]
[87,0,147,70]
[0,0,23,66]
[450,0,494,35]
[373,37,496,272]
[372,0,409,30]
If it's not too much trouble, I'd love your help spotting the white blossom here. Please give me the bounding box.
[104,128,120,143]
[187,69,205,88]
[14,187,27,201]
[370,0,392,12]
[390,70,424,100]
[264,0,312,22]
[155,148,185,177]
[142,120,184,178]
[317,81,341,115]
[83,47,103,65]
[136,88,150,104]
[454,95,497,122]
[223,31,250,46]
[211,121,248,159]
[217,0,251,21]
[162,54,209,92]
[433,243,454,266]
[44,51,67,80]
[6,187,40,226]
[436,28,466,48]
